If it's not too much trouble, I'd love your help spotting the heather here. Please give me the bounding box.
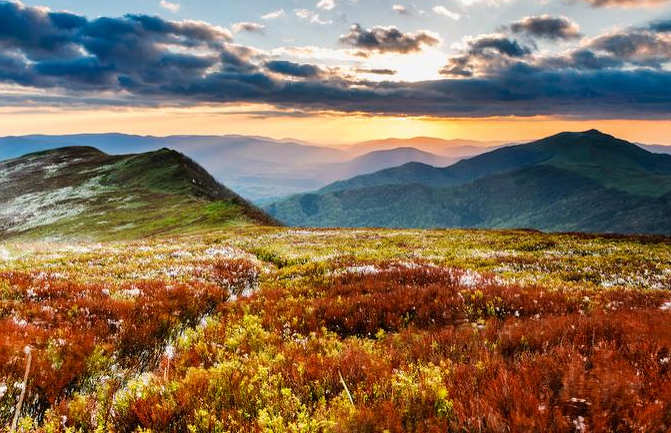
[1,227,669,432]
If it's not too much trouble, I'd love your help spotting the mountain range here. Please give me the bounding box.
[0,146,274,240]
[0,134,497,201]
[3,130,671,236]
[266,130,671,234]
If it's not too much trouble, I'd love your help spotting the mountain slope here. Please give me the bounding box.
[267,165,671,233]
[0,146,276,240]
[266,130,671,234]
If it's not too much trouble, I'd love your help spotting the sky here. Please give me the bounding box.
[0,0,670,145]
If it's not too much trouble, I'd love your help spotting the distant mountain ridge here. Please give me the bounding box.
[0,134,495,201]
[0,146,276,239]
[639,143,671,155]
[266,130,671,234]
[345,137,503,157]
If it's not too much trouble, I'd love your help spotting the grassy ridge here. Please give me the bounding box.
[0,147,277,240]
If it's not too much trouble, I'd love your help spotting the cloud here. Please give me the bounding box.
[455,0,513,6]
[649,20,671,32]
[159,0,180,13]
[433,6,461,20]
[510,15,581,40]
[316,0,336,11]
[260,68,671,119]
[537,49,624,70]
[588,29,671,67]
[295,9,332,25]
[578,0,670,7]
[265,60,323,78]
[440,34,534,76]
[0,1,670,121]
[0,2,233,93]
[233,22,265,34]
[339,24,440,55]
[442,18,671,78]
[392,5,410,15]
[261,9,285,20]
[355,68,397,75]
[0,1,86,60]
[467,35,531,57]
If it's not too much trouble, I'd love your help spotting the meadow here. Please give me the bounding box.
[1,227,670,432]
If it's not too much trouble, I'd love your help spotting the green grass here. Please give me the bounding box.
[17,192,254,241]
[1,146,274,241]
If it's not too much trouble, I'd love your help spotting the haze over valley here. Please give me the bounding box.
[0,134,502,201]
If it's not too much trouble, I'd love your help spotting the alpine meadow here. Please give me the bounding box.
[1,0,671,432]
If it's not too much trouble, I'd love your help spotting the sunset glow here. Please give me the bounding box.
[0,105,669,146]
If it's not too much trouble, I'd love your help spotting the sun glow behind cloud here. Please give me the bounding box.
[357,47,448,81]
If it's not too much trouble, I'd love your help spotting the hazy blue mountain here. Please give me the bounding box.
[345,137,503,157]
[313,147,456,182]
[0,134,483,201]
[639,144,671,155]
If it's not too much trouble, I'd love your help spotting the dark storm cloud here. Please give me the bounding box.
[510,15,581,40]
[339,24,440,55]
[0,1,670,120]
[265,61,323,78]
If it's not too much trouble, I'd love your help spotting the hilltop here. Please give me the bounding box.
[0,146,276,240]
[267,130,671,234]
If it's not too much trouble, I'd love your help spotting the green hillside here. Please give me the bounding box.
[0,146,276,240]
[267,130,671,234]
